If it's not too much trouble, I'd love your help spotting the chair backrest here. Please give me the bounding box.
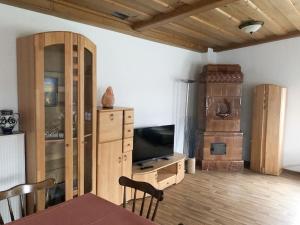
[119,176,163,222]
[0,178,55,224]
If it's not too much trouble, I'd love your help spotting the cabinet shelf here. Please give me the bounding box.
[157,172,176,183]
[45,138,65,144]
[84,133,92,138]
[45,134,92,143]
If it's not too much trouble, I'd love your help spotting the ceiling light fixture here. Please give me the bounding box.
[239,20,264,34]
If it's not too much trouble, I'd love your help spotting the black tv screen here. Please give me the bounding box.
[133,125,175,163]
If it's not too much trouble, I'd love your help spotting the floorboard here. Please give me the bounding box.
[132,169,300,225]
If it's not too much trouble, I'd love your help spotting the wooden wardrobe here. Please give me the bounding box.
[17,31,97,209]
[250,84,286,175]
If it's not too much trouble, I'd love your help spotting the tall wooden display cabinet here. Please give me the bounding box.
[17,31,97,209]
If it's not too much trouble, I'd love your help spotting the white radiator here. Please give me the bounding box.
[0,133,25,223]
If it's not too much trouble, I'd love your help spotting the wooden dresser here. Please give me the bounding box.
[250,84,286,175]
[96,107,134,205]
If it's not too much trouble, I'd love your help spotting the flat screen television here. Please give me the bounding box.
[133,125,175,164]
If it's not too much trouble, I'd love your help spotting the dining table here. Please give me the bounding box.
[7,193,157,225]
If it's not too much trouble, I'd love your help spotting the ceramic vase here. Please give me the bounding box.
[101,86,115,108]
[0,110,19,134]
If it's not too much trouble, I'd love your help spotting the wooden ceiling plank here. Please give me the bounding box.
[150,0,174,9]
[165,22,228,47]
[251,0,296,33]
[197,10,253,42]
[63,0,152,23]
[0,0,204,52]
[239,0,287,35]
[216,30,300,52]
[290,0,300,12]
[189,16,242,42]
[133,0,239,31]
[134,0,175,13]
[178,18,239,44]
[144,28,207,51]
[216,3,272,39]
[102,0,152,18]
[156,26,213,48]
[271,0,300,31]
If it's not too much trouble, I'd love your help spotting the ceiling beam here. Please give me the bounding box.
[133,0,239,31]
[0,0,205,52]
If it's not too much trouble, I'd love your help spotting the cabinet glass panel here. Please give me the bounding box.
[73,44,79,197]
[84,48,93,193]
[44,44,66,206]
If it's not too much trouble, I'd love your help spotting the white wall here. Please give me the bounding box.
[0,4,204,153]
[217,38,300,168]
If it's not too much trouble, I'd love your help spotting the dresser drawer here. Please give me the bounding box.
[123,138,133,153]
[123,124,134,138]
[98,111,123,143]
[124,110,134,124]
[158,174,176,190]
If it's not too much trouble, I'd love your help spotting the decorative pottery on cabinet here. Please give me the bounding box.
[101,86,115,108]
[0,110,19,134]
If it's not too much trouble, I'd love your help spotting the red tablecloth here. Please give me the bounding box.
[8,193,156,225]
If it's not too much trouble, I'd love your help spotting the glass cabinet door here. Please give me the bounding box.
[72,42,79,197]
[83,48,93,194]
[43,32,73,206]
[78,36,96,195]
[44,44,67,206]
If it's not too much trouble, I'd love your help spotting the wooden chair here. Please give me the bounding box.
[0,178,55,224]
[119,176,164,222]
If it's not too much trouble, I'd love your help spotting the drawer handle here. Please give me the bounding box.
[124,155,127,161]
[109,113,114,121]
[127,143,131,147]
[128,116,132,119]
[128,129,131,132]
[118,156,122,163]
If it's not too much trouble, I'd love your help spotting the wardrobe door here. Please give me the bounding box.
[40,32,73,208]
[250,85,266,173]
[264,85,286,175]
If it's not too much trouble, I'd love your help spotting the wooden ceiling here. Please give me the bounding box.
[2,0,300,52]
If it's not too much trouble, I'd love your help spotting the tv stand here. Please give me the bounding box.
[132,153,185,198]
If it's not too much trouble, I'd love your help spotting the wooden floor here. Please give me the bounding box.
[135,169,300,225]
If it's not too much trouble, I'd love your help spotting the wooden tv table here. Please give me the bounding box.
[132,153,185,198]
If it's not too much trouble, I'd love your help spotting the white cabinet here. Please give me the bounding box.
[0,133,25,223]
